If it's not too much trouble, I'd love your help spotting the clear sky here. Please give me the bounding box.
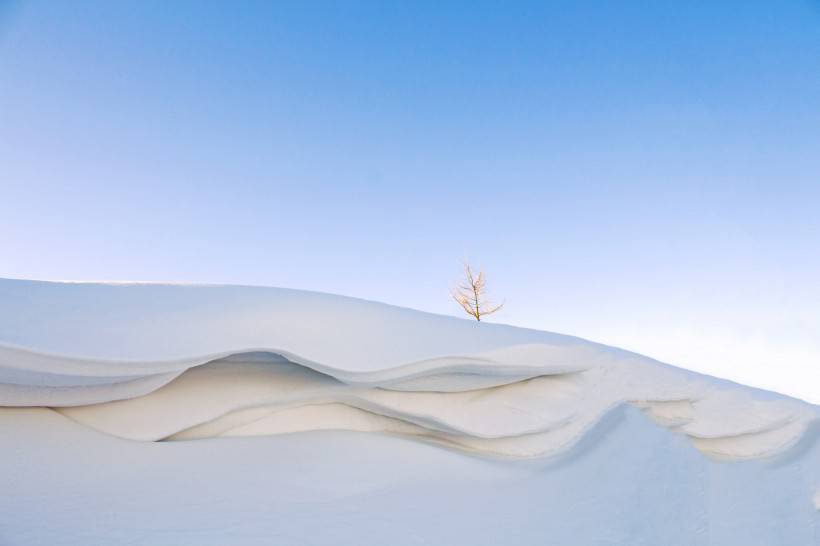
[1,1,819,403]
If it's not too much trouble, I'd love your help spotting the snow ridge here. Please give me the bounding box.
[50,351,817,461]
[0,278,817,462]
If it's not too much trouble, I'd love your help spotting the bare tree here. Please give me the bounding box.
[451,263,504,321]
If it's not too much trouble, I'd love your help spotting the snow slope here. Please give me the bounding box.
[0,278,818,545]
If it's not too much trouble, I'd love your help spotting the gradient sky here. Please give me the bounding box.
[1,1,819,403]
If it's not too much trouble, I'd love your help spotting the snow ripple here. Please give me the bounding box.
[46,351,818,461]
[0,279,816,462]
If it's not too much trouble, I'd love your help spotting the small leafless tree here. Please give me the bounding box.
[451,263,504,321]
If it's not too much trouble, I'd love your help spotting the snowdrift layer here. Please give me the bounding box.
[2,279,820,545]
[0,278,817,462]
[55,352,817,460]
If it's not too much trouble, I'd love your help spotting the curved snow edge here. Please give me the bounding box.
[52,355,820,462]
[0,342,599,406]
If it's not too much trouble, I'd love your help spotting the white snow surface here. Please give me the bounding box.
[1,278,819,545]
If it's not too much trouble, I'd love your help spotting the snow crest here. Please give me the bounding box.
[49,350,817,460]
[0,279,817,461]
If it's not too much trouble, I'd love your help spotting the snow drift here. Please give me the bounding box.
[1,278,818,545]
[1,279,816,461]
[48,351,817,460]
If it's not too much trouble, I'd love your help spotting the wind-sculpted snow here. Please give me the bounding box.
[51,352,817,460]
[3,279,820,544]
[0,278,817,463]
[0,343,594,404]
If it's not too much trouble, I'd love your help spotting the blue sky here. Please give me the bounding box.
[1,1,819,402]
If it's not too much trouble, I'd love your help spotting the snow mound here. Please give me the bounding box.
[1,279,816,461]
[3,279,820,544]
[54,352,816,460]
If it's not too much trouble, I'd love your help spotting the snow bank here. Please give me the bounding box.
[53,352,816,460]
[2,279,820,545]
[0,279,816,461]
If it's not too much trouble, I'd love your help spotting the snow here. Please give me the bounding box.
[1,278,819,545]
[51,354,817,460]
